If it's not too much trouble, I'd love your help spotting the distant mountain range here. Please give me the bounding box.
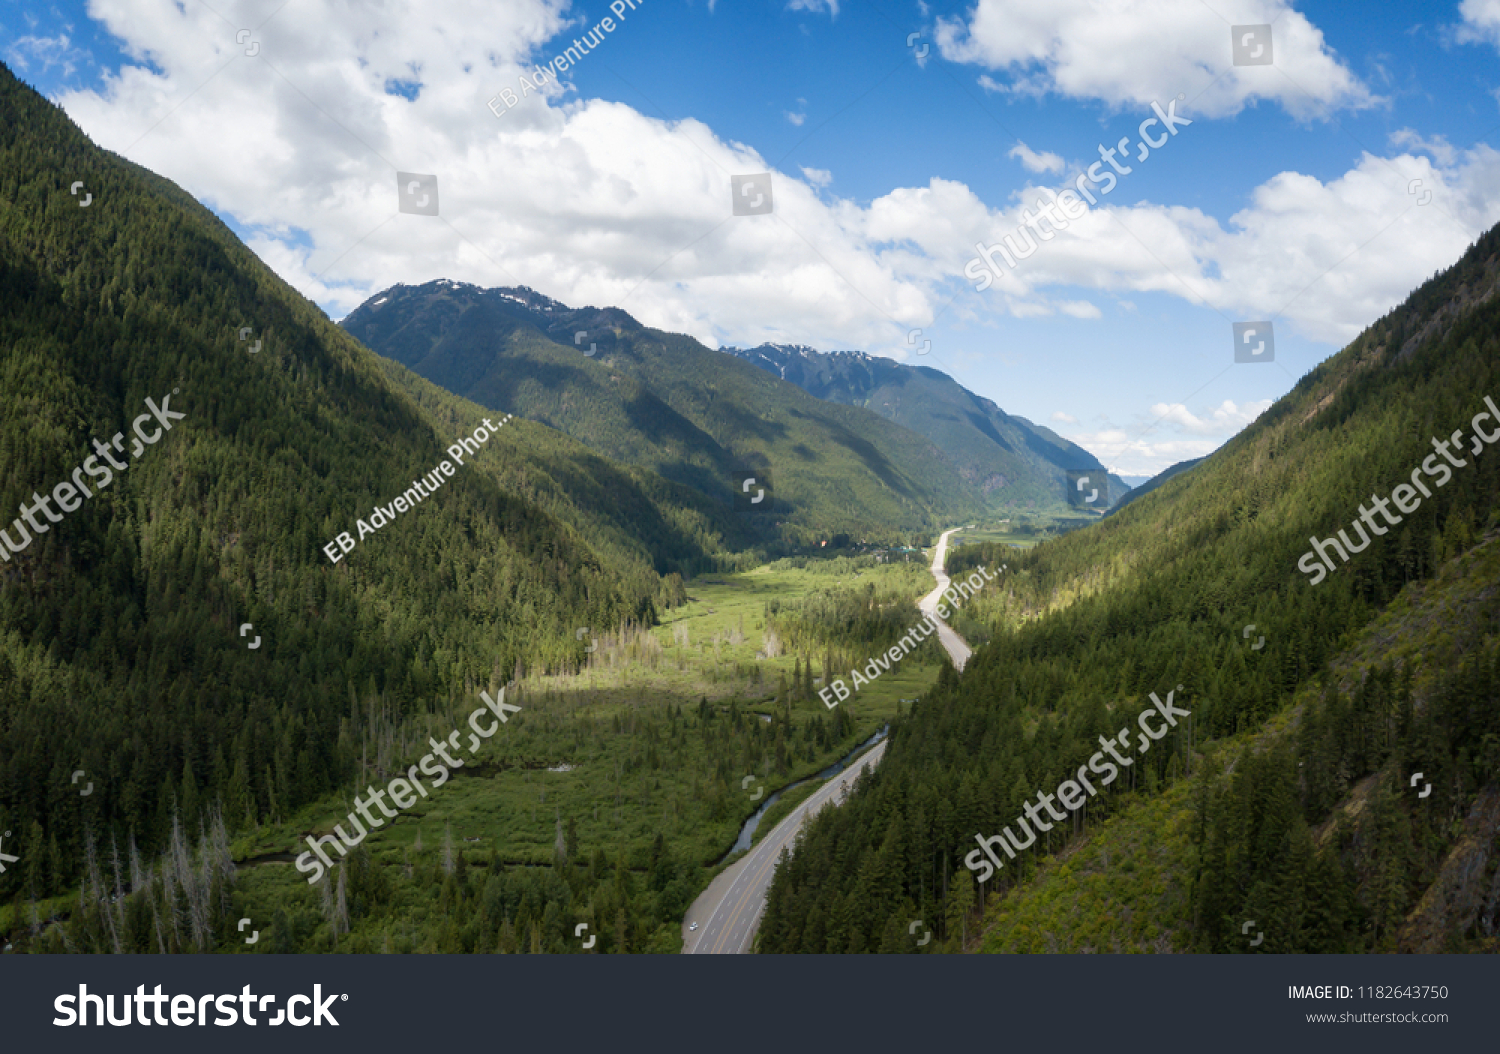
[342,285,1123,533]
[719,343,1127,511]
[1107,458,1204,514]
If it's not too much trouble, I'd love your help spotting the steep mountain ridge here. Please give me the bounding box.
[758,222,1500,954]
[967,527,1500,954]
[0,63,735,900]
[721,342,1127,510]
[1107,456,1204,514]
[342,282,1108,536]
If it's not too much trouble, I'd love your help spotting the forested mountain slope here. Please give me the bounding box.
[342,282,998,538]
[0,62,736,904]
[963,527,1500,953]
[759,222,1500,954]
[1106,456,1204,515]
[722,343,1126,511]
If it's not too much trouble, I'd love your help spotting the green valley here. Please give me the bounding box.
[758,221,1500,955]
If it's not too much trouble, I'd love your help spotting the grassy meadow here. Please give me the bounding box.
[208,555,947,951]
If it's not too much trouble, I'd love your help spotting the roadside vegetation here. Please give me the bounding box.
[12,557,947,953]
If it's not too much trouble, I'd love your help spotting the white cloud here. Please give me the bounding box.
[1145,399,1272,436]
[1058,397,1272,474]
[787,0,840,17]
[962,144,1500,342]
[56,0,909,346]
[1051,411,1079,424]
[50,0,1500,361]
[785,110,806,126]
[1057,299,1100,319]
[1458,0,1500,46]
[3,33,91,77]
[935,0,1373,119]
[1389,128,1456,166]
[1008,141,1065,174]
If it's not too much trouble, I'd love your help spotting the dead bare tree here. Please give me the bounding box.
[128,831,145,894]
[84,831,123,954]
[334,867,350,938]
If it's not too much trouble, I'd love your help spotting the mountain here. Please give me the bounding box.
[721,343,1127,511]
[759,221,1500,954]
[0,62,741,905]
[1106,457,1204,514]
[340,284,1106,538]
[340,282,980,538]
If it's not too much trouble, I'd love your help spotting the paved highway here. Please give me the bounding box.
[684,739,887,954]
[918,526,973,671]
[682,525,973,953]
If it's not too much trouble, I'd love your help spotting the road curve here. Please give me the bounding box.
[682,528,974,953]
[685,739,886,954]
[919,527,973,671]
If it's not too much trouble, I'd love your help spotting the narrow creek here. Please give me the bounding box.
[717,724,888,864]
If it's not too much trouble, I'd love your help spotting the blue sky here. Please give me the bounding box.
[5,0,1500,474]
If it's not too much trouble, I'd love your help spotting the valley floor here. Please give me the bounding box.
[683,528,976,953]
[171,552,963,954]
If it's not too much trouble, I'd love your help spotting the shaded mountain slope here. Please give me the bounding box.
[758,221,1500,954]
[968,528,1500,953]
[722,343,1126,511]
[1107,456,1204,515]
[0,62,734,901]
[342,282,998,538]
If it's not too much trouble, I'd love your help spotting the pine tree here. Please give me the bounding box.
[947,868,975,949]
